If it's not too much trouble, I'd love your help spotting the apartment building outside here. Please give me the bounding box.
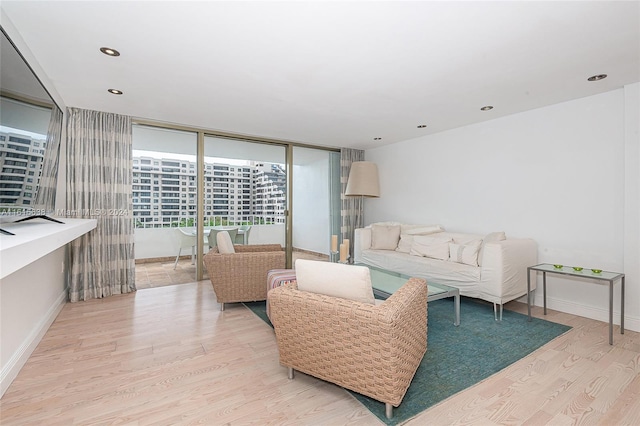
[132,156,286,228]
[0,131,46,207]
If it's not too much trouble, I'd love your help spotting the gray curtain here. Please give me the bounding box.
[33,106,63,211]
[340,148,365,261]
[66,108,135,302]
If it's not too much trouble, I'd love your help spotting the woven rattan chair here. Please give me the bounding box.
[268,277,428,419]
[203,244,285,311]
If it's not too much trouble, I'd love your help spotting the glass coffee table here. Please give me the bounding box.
[357,263,460,326]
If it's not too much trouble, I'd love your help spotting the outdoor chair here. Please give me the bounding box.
[173,227,197,269]
[203,231,285,311]
[207,227,238,249]
[235,225,252,244]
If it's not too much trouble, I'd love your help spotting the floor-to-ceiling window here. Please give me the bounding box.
[132,122,340,287]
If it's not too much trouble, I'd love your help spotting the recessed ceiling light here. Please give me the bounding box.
[108,89,123,95]
[100,47,120,57]
[587,74,607,81]
[480,106,493,111]
[417,124,427,128]
[373,137,382,140]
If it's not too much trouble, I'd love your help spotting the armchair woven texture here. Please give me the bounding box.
[268,277,427,412]
[203,244,285,308]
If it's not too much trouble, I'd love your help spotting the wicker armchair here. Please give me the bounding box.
[203,244,285,310]
[268,277,427,419]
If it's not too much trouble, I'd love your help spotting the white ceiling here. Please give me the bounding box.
[1,1,638,150]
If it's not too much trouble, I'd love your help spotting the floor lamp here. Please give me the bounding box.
[345,161,380,259]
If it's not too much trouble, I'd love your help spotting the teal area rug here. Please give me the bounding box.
[244,297,571,425]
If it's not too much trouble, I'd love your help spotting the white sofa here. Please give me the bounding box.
[354,222,538,319]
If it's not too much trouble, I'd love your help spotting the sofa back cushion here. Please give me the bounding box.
[396,225,444,253]
[410,234,453,260]
[370,224,401,250]
[295,259,375,305]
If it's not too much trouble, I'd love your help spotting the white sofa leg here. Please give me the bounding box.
[493,303,503,321]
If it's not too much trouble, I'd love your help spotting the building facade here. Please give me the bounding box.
[132,156,286,228]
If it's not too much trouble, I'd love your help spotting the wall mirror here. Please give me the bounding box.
[0,27,63,218]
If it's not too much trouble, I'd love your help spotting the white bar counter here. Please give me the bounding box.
[0,218,96,279]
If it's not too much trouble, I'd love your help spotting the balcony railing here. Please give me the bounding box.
[134,214,285,229]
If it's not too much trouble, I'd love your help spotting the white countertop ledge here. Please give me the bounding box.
[0,218,97,279]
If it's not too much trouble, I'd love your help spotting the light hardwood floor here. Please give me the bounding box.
[1,281,638,425]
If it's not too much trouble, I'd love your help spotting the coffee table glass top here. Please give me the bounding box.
[355,263,460,326]
[355,263,451,297]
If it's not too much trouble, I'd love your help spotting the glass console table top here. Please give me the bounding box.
[530,263,624,281]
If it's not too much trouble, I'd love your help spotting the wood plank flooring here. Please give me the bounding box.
[1,282,638,425]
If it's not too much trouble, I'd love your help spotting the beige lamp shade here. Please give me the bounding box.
[345,161,380,197]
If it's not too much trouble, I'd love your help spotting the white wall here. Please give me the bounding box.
[367,86,639,331]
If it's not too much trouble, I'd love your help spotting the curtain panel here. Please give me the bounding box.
[340,148,365,261]
[33,107,63,211]
[66,108,135,302]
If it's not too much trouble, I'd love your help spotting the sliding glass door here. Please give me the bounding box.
[291,147,341,263]
[203,135,288,263]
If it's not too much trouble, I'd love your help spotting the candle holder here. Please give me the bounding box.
[330,250,339,263]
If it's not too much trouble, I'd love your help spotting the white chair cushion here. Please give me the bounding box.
[294,259,375,305]
[410,234,452,260]
[370,224,401,250]
[216,231,235,254]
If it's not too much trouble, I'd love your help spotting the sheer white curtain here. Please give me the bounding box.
[33,106,63,211]
[340,148,364,261]
[66,108,135,302]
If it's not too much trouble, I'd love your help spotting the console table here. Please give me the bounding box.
[527,263,625,345]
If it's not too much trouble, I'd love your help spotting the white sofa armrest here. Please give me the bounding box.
[354,228,372,263]
[480,238,538,304]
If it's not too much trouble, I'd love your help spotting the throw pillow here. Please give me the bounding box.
[395,234,414,253]
[216,231,236,254]
[371,224,401,250]
[294,259,375,305]
[410,234,452,260]
[449,240,482,266]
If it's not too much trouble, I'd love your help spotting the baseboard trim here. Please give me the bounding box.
[531,294,640,332]
[0,289,67,398]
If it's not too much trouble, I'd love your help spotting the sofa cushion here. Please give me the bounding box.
[371,224,401,250]
[449,240,482,266]
[216,231,235,254]
[410,234,452,260]
[396,234,414,254]
[294,259,375,305]
[395,225,444,253]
